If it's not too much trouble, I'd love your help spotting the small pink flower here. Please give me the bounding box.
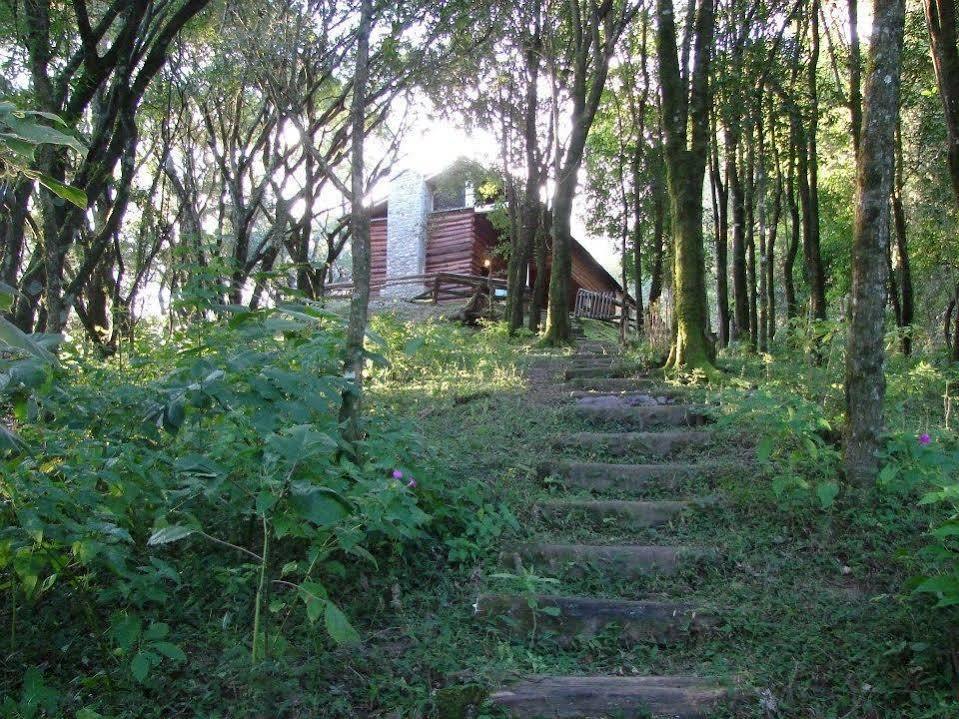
[392,469,404,480]
[919,433,931,446]
[406,478,417,489]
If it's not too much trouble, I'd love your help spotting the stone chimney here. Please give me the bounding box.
[384,167,431,297]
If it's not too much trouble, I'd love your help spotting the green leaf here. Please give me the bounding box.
[324,601,360,645]
[816,481,839,509]
[290,486,352,527]
[143,623,169,641]
[0,316,57,363]
[2,112,85,153]
[147,525,195,546]
[110,613,142,652]
[38,174,87,209]
[152,641,187,662]
[130,651,153,683]
[756,437,774,464]
[0,281,14,311]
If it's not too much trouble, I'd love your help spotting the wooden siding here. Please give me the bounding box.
[571,240,619,294]
[371,218,387,286]
[425,208,475,275]
[366,205,618,308]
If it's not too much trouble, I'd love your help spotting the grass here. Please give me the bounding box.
[3,313,959,717]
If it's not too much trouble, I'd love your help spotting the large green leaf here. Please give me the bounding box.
[324,601,360,644]
[289,486,352,527]
[147,525,196,546]
[1,112,85,154]
[0,316,57,364]
[38,174,87,209]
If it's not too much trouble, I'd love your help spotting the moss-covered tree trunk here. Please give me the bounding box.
[657,0,716,374]
[844,0,905,486]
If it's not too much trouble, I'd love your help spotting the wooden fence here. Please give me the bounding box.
[325,273,509,304]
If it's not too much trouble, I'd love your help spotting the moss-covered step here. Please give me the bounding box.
[540,461,722,493]
[553,431,710,459]
[570,404,709,429]
[500,543,710,579]
[535,498,690,528]
[566,377,664,392]
[564,364,645,381]
[474,594,714,643]
[488,675,738,718]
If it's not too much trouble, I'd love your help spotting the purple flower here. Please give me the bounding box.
[406,479,417,489]
[392,469,404,480]
[919,433,931,446]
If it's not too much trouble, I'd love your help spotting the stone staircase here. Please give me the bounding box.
[481,331,740,718]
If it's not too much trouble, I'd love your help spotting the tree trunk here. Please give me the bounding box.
[844,0,905,486]
[849,0,863,156]
[726,131,748,341]
[784,136,801,319]
[528,207,550,332]
[891,121,913,354]
[339,0,373,444]
[805,0,828,322]
[746,122,758,350]
[710,112,730,347]
[657,0,716,373]
[924,0,959,207]
[767,173,783,342]
[757,113,769,353]
[648,143,667,309]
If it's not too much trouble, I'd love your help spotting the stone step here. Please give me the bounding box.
[501,543,707,578]
[489,675,737,718]
[554,431,710,459]
[570,390,684,405]
[564,365,641,381]
[571,405,708,429]
[536,499,689,527]
[475,594,714,643]
[566,377,663,392]
[540,461,721,493]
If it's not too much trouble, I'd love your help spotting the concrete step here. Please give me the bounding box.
[475,594,714,643]
[540,461,722,493]
[489,675,738,718]
[554,431,710,459]
[500,543,709,579]
[566,377,663,392]
[535,499,689,527]
[571,405,709,430]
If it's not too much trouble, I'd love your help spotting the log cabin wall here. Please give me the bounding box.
[425,208,475,275]
[368,205,618,305]
[371,217,388,287]
[571,240,620,294]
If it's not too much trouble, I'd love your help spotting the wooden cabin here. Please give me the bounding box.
[369,161,622,308]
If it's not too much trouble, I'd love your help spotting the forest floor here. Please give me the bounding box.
[5,312,959,718]
[341,317,959,718]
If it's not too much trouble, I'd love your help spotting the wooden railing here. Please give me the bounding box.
[324,273,509,304]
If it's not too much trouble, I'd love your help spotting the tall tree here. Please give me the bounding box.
[339,0,373,444]
[657,0,717,372]
[543,0,638,344]
[924,0,959,206]
[844,0,906,485]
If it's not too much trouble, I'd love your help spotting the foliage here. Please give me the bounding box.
[0,101,87,207]
[0,307,505,713]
